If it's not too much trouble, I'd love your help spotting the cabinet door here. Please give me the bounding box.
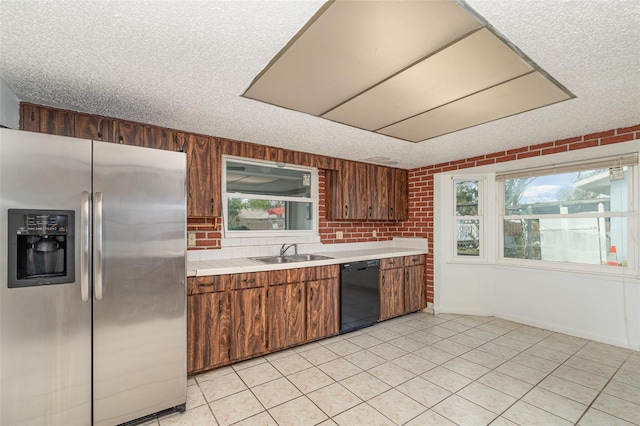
[231,287,267,360]
[185,134,216,217]
[187,292,230,373]
[113,120,147,146]
[38,108,74,136]
[339,161,367,219]
[20,103,40,132]
[368,165,390,220]
[389,168,408,221]
[306,278,339,341]
[379,268,404,320]
[268,282,305,351]
[405,264,426,313]
[145,126,176,151]
[74,114,115,142]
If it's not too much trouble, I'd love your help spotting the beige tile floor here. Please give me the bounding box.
[155,313,640,425]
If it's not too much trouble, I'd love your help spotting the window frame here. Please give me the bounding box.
[497,163,637,274]
[452,176,486,261]
[222,156,319,238]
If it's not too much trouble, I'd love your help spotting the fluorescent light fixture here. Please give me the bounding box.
[243,0,574,143]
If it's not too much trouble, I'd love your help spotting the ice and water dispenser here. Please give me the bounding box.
[8,210,75,287]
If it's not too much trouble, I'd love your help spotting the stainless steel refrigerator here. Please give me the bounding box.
[0,128,187,425]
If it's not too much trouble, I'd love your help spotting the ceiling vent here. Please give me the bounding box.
[243,0,574,143]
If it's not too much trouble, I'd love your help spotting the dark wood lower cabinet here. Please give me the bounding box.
[268,282,306,351]
[186,259,423,375]
[187,292,230,373]
[405,264,426,313]
[379,267,405,320]
[306,278,340,341]
[230,287,267,361]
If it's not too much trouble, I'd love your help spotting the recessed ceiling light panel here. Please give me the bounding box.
[243,0,574,143]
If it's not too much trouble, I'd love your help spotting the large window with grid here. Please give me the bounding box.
[498,155,637,270]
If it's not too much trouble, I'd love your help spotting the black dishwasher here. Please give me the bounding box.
[340,259,380,334]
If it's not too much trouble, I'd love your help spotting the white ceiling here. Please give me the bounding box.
[0,0,638,170]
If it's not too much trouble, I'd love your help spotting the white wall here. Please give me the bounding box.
[434,139,640,350]
[0,76,19,129]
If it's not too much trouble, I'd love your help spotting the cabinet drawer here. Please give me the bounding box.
[380,257,404,270]
[188,276,227,295]
[229,272,267,290]
[404,255,425,266]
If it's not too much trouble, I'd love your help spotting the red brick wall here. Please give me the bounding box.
[396,124,640,304]
[187,217,222,249]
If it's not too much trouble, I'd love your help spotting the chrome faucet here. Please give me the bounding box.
[280,243,298,256]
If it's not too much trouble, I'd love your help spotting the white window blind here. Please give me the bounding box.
[496,153,638,181]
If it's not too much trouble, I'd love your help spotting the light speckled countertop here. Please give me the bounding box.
[187,247,427,277]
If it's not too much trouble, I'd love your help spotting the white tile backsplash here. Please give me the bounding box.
[187,237,428,263]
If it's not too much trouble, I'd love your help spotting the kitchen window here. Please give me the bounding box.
[454,178,484,258]
[498,155,638,270]
[222,157,318,236]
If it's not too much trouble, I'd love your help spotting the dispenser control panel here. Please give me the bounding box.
[16,214,69,235]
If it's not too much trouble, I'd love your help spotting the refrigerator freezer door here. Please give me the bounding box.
[0,129,92,426]
[92,142,187,426]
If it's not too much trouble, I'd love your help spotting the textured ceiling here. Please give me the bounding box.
[1,0,638,169]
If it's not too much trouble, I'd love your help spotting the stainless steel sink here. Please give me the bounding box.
[250,254,333,264]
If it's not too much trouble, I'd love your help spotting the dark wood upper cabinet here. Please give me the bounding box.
[184,134,221,217]
[20,103,387,222]
[327,161,367,220]
[113,120,147,146]
[368,164,390,220]
[327,161,407,221]
[39,108,74,137]
[74,114,115,142]
[20,104,73,137]
[144,126,176,151]
[390,168,409,221]
[20,103,40,132]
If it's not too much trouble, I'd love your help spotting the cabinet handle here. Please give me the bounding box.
[97,131,103,140]
[390,207,394,217]
[382,275,385,285]
[258,294,262,309]
[369,206,372,217]
[210,198,214,214]
[241,278,256,283]
[310,287,314,300]
[298,288,302,303]
[198,283,215,287]
[118,135,124,144]
[218,299,223,315]
[344,205,348,217]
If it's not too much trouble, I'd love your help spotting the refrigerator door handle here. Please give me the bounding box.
[81,191,90,302]
[94,191,104,300]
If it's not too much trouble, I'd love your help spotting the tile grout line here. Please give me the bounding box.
[572,350,636,426]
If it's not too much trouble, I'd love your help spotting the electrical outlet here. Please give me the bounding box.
[372,230,377,238]
[188,232,197,247]
[336,231,343,239]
